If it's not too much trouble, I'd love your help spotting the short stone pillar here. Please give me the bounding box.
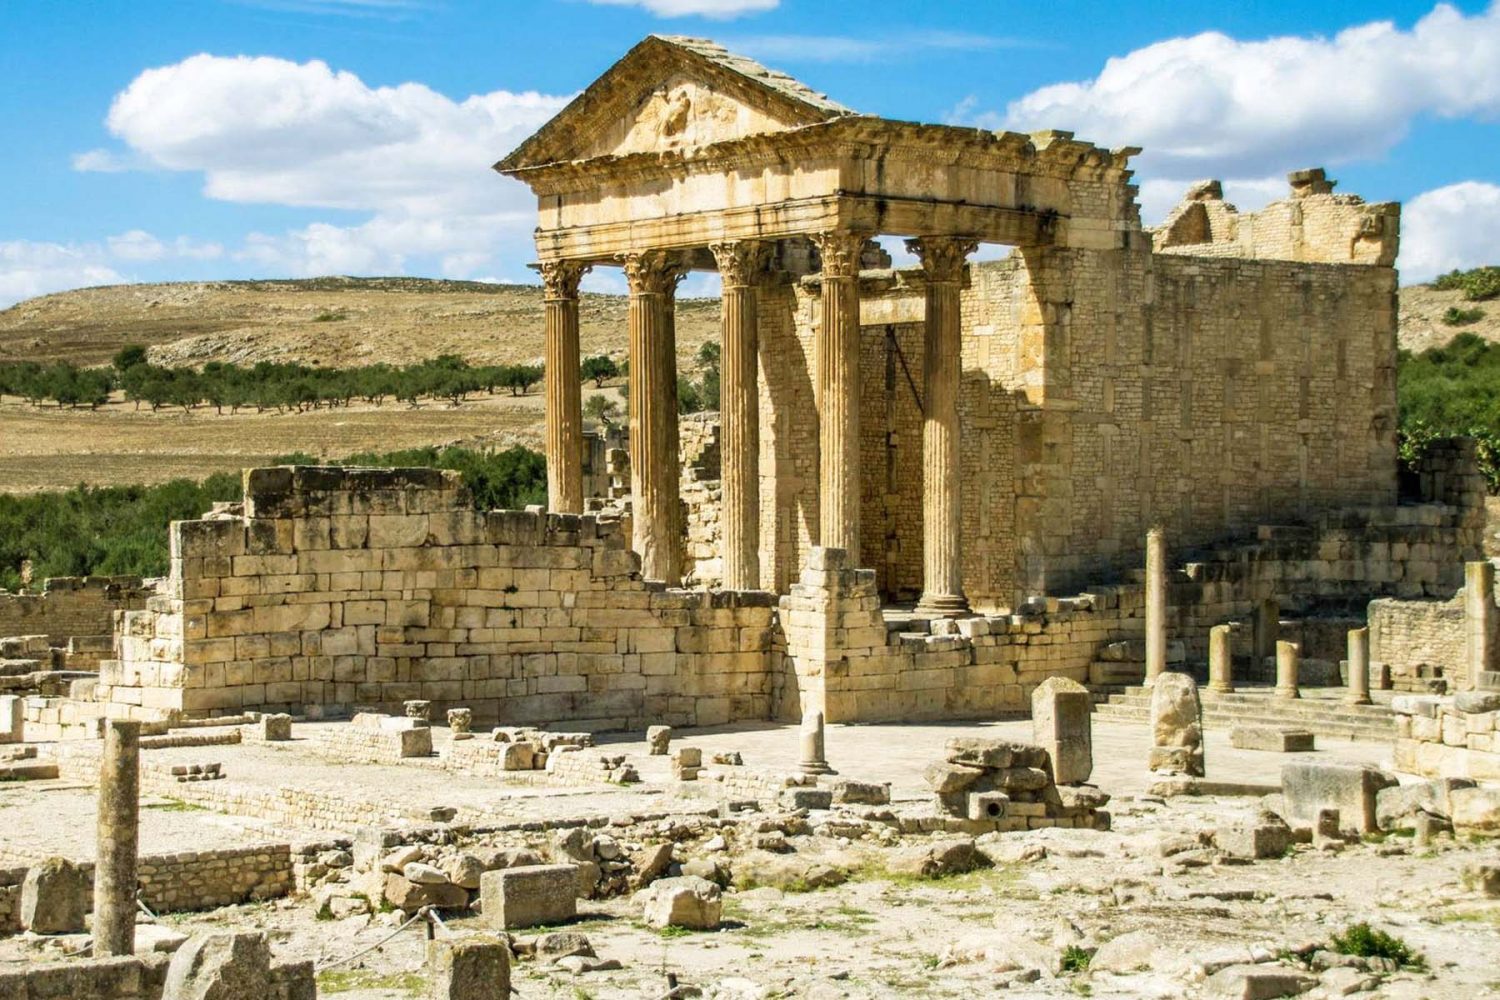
[1144,527,1167,686]
[428,933,511,1000]
[1275,641,1301,700]
[1345,627,1372,706]
[798,710,836,776]
[1031,676,1093,784]
[1254,597,1279,667]
[94,718,141,957]
[1208,624,1235,693]
[646,725,672,756]
[1465,561,1497,691]
[1148,672,1205,777]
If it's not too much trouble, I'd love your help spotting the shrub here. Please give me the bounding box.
[112,344,148,370]
[1433,265,1500,301]
[1059,945,1093,973]
[1330,922,1424,969]
[1442,306,1485,326]
[1398,333,1500,492]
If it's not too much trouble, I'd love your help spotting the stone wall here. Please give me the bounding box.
[0,576,153,644]
[97,467,775,726]
[136,844,293,913]
[1393,694,1500,781]
[1369,593,1466,692]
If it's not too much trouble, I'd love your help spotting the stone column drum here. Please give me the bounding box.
[94,718,141,957]
[540,260,589,514]
[1144,527,1167,685]
[813,232,865,562]
[1345,626,1372,706]
[1465,561,1496,691]
[1275,640,1301,700]
[909,236,977,617]
[712,240,769,591]
[623,250,688,585]
[798,709,835,776]
[1208,624,1235,693]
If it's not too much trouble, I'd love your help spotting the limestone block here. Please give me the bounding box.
[638,875,722,930]
[0,694,20,743]
[383,873,466,913]
[968,791,1010,821]
[428,934,511,1000]
[1149,673,1205,776]
[480,864,578,929]
[1280,762,1399,835]
[258,714,292,741]
[1376,778,1474,830]
[21,856,88,934]
[1215,814,1293,859]
[1229,727,1315,752]
[646,725,672,755]
[1205,964,1318,999]
[1451,786,1500,832]
[1031,676,1092,784]
[162,931,273,1000]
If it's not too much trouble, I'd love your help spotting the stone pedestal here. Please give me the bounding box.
[712,241,768,591]
[1275,640,1301,700]
[814,232,865,562]
[624,250,688,585]
[94,718,141,957]
[1031,676,1092,784]
[541,261,589,514]
[1345,627,1372,706]
[909,237,976,618]
[1144,528,1167,685]
[1208,624,1235,693]
[1466,561,1496,692]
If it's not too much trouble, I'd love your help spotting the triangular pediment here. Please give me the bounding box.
[497,35,855,172]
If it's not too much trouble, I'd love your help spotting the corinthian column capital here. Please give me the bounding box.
[538,259,590,300]
[906,237,980,283]
[710,240,772,288]
[812,231,870,279]
[621,249,691,296]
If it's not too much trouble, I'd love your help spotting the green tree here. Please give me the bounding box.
[112,344,149,371]
[580,355,621,387]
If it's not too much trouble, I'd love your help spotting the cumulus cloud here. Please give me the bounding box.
[0,241,125,307]
[85,54,570,280]
[987,3,1500,177]
[585,0,777,18]
[1401,181,1500,281]
[71,149,131,173]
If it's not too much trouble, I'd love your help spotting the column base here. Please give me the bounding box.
[1208,683,1236,694]
[1344,694,1373,706]
[914,593,970,619]
[1275,687,1301,700]
[798,761,837,776]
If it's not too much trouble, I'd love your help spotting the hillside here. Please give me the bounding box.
[0,276,721,368]
[1397,282,1500,353]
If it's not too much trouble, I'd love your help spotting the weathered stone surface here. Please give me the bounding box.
[21,856,88,934]
[162,932,272,1000]
[481,864,578,930]
[1230,726,1315,753]
[1281,762,1399,834]
[1032,676,1093,784]
[923,761,985,794]
[1205,963,1318,999]
[403,861,449,885]
[887,838,978,879]
[1376,778,1474,830]
[639,875,722,929]
[1451,786,1500,831]
[383,873,467,912]
[1090,930,1160,973]
[428,933,510,1000]
[646,725,672,755]
[1462,862,1500,897]
[533,931,595,959]
[945,738,1046,769]
[445,853,487,891]
[1150,673,1205,777]
[831,779,890,805]
[1215,814,1293,860]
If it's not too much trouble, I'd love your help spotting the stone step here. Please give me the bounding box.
[1102,689,1394,722]
[1091,701,1395,741]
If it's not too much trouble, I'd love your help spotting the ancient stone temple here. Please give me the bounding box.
[497,34,1401,611]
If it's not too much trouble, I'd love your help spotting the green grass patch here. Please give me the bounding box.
[316,968,427,994]
[1060,945,1093,973]
[1330,922,1425,970]
[1443,306,1486,326]
[311,311,347,322]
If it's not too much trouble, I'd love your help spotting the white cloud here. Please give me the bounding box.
[1135,175,1287,226]
[106,230,166,262]
[71,149,131,173]
[988,3,1500,178]
[1401,181,1500,281]
[585,0,777,18]
[87,54,570,279]
[727,31,1033,64]
[0,241,126,307]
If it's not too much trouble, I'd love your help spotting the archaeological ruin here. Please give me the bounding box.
[3,33,1500,1000]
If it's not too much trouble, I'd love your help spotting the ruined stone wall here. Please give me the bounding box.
[0,576,152,644]
[98,467,775,727]
[860,320,926,601]
[1369,593,1466,692]
[1394,696,1500,781]
[758,278,819,594]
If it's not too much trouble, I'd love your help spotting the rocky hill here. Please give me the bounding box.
[0,272,1492,370]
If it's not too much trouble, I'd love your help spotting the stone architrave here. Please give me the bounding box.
[1466,561,1497,692]
[94,718,142,957]
[1275,641,1301,700]
[540,260,591,514]
[813,232,866,561]
[1345,627,1372,706]
[1148,672,1205,777]
[710,239,769,591]
[623,249,690,584]
[1031,676,1093,784]
[908,236,978,617]
[1144,528,1167,685]
[1208,624,1235,693]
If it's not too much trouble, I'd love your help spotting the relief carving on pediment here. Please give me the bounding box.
[604,77,792,158]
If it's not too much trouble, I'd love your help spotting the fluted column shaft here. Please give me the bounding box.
[624,251,687,585]
[94,718,140,957]
[909,237,977,616]
[713,241,769,591]
[1145,527,1167,685]
[541,261,589,513]
[814,233,865,561]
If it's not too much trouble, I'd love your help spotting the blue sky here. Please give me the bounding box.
[3,0,1499,305]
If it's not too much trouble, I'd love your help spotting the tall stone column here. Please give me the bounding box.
[1144,527,1167,685]
[908,237,978,617]
[1208,624,1234,693]
[540,260,590,514]
[813,232,866,562]
[94,718,140,957]
[623,250,688,585]
[711,240,770,591]
[1345,626,1371,705]
[1465,561,1497,691]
